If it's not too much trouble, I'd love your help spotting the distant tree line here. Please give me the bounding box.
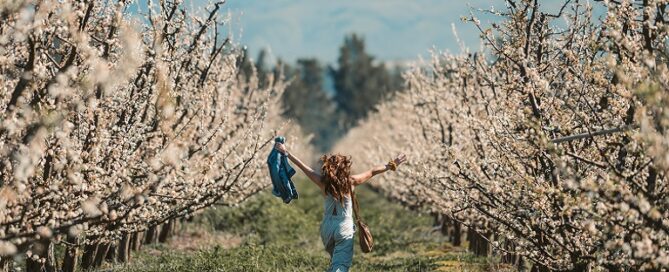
[238,34,404,152]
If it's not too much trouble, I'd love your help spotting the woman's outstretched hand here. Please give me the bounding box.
[274,142,288,155]
[393,153,407,167]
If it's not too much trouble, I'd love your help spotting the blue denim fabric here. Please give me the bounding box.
[267,136,298,203]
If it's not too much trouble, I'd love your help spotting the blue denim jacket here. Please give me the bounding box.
[267,136,298,203]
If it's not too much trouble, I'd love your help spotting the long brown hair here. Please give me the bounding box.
[320,154,352,203]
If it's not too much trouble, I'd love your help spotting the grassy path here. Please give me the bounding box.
[106,178,490,271]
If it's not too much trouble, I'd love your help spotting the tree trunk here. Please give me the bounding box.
[480,232,491,256]
[144,225,158,244]
[432,213,442,227]
[129,232,136,250]
[105,242,117,263]
[158,219,175,243]
[501,240,522,269]
[26,257,41,272]
[467,228,490,257]
[26,240,54,272]
[45,242,57,272]
[118,233,131,263]
[450,220,462,247]
[517,257,526,272]
[173,219,180,234]
[439,216,450,236]
[80,243,99,270]
[438,216,462,246]
[530,263,551,272]
[0,258,11,272]
[62,236,79,272]
[93,242,110,268]
[571,261,592,272]
[131,231,143,251]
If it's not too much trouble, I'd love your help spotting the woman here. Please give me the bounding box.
[274,142,407,272]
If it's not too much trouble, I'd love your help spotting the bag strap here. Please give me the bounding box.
[350,183,362,224]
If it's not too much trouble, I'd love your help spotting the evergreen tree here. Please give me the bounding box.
[236,48,272,89]
[255,49,270,88]
[236,47,254,80]
[272,35,404,151]
[280,58,339,151]
[329,34,399,129]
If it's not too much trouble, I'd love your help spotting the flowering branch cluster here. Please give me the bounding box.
[335,1,669,270]
[0,0,290,268]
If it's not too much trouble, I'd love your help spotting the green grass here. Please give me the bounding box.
[105,178,491,271]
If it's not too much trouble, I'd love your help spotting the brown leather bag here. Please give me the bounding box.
[350,187,373,253]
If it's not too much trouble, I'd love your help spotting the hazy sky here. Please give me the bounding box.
[126,1,604,64]
[220,0,505,63]
[216,1,604,64]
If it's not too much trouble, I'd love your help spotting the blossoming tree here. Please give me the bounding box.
[0,0,300,270]
[336,1,669,271]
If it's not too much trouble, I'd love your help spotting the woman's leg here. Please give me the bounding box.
[321,221,336,258]
[324,236,335,258]
[328,237,354,272]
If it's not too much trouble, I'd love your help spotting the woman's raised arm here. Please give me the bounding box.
[351,154,407,186]
[274,143,324,191]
